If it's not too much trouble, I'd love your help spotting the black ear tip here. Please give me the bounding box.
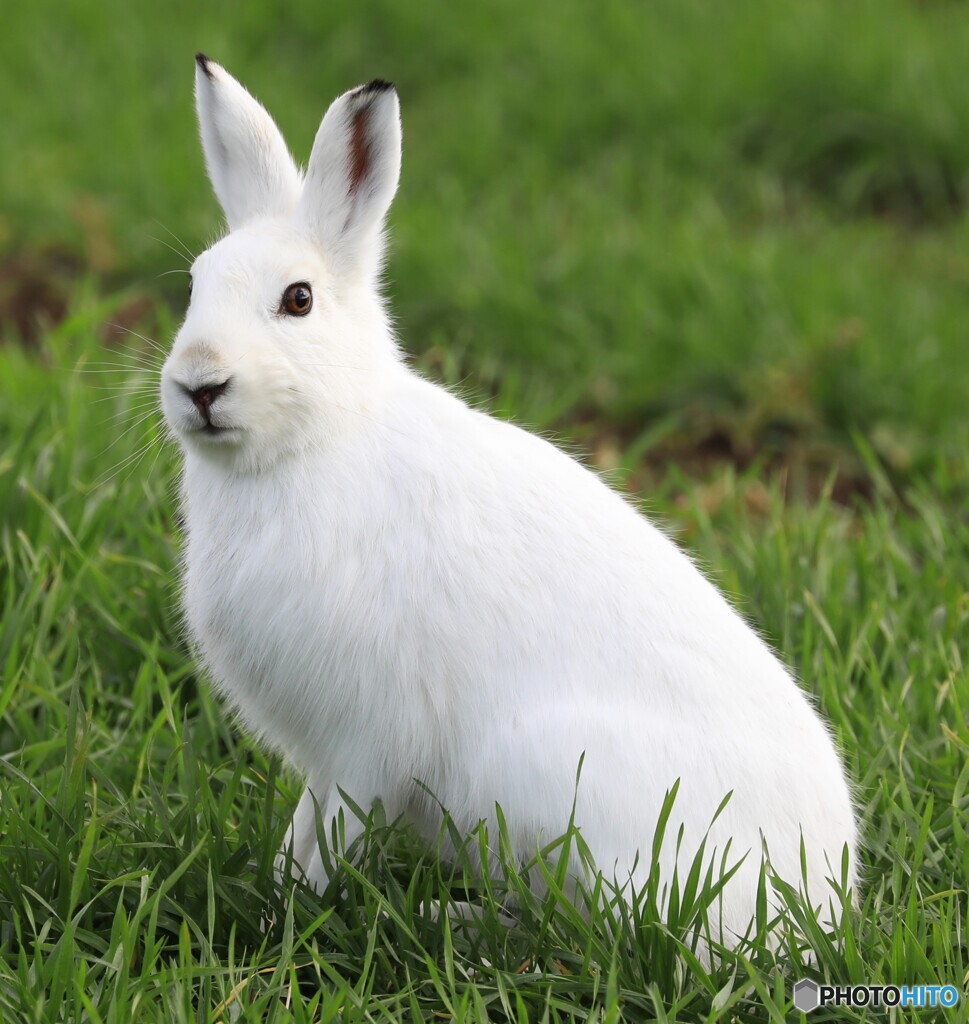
[363,79,396,95]
[195,53,215,78]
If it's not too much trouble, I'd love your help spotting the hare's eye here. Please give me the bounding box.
[187,276,193,299]
[281,282,313,317]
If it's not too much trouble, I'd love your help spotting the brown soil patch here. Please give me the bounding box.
[0,246,80,346]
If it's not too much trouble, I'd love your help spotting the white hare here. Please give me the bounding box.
[161,55,857,942]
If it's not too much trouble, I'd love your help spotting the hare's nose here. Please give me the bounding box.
[186,378,231,418]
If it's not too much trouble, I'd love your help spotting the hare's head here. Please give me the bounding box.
[161,56,402,471]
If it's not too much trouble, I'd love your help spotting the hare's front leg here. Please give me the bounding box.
[275,783,368,893]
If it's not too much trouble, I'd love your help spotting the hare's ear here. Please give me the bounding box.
[298,80,401,279]
[194,54,302,230]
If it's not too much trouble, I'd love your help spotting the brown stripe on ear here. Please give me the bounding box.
[348,106,371,197]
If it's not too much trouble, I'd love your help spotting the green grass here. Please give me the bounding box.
[1,302,967,1021]
[2,0,969,1020]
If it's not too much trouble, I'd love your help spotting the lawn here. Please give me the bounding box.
[1,1,967,1020]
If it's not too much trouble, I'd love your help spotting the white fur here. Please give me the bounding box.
[194,56,303,230]
[161,58,857,942]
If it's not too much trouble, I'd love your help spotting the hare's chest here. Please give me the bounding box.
[181,497,350,712]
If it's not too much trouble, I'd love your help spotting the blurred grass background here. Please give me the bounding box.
[2,0,968,490]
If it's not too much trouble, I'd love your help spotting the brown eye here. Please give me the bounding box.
[281,282,313,317]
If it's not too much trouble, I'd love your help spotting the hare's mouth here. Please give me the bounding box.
[194,422,242,444]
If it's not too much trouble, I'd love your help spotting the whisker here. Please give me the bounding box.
[88,349,164,374]
[100,368,164,387]
[108,335,167,358]
[109,407,163,447]
[70,346,164,373]
[91,391,160,408]
[101,389,161,407]
[152,219,198,264]
[104,401,162,423]
[76,364,163,375]
[85,382,162,393]
[106,323,168,357]
[96,433,162,488]
[142,430,173,482]
[148,234,193,266]
[92,397,158,413]
[96,408,163,460]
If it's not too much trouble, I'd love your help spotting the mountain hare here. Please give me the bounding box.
[161,54,856,941]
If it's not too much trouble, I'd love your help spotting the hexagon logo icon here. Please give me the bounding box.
[793,979,820,1013]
